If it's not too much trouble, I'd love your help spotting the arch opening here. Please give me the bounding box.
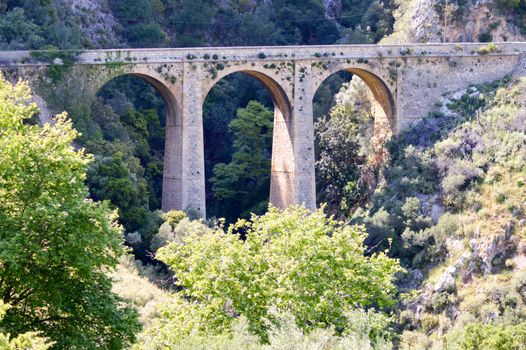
[92,73,182,235]
[312,68,395,217]
[203,70,293,223]
[346,68,396,131]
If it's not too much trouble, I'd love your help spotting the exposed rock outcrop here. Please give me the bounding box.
[383,0,526,44]
[68,0,119,48]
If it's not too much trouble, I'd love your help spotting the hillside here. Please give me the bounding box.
[366,77,526,347]
[384,0,526,44]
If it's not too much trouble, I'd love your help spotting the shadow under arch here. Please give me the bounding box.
[94,72,183,212]
[314,66,397,133]
[203,69,295,214]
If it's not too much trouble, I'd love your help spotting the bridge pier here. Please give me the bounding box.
[180,63,207,217]
[292,62,317,211]
[269,106,297,209]
[161,113,183,212]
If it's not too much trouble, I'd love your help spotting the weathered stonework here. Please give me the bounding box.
[1,42,524,218]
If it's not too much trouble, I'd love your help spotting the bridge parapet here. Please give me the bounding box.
[0,42,525,66]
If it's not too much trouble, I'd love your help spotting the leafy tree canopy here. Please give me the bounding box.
[0,75,140,349]
[152,205,402,345]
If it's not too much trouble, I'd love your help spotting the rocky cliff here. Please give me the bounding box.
[383,0,526,44]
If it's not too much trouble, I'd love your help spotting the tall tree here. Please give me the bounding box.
[0,75,140,349]
[210,101,273,221]
[315,103,374,214]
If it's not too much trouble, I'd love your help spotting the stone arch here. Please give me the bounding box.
[93,68,183,212]
[312,64,397,133]
[203,66,293,121]
[202,68,295,210]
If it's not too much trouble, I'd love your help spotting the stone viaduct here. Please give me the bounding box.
[0,42,525,217]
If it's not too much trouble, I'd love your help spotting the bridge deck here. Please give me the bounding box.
[0,42,524,66]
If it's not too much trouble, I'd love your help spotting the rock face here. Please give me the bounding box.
[384,0,526,44]
[323,0,342,21]
[448,1,526,42]
[403,226,520,327]
[513,52,526,79]
[68,0,118,48]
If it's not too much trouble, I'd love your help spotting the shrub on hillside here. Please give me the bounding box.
[141,206,402,347]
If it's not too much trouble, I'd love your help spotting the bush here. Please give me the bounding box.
[460,322,526,350]
[477,43,498,55]
[148,206,402,344]
[150,216,212,252]
[136,310,393,350]
[399,331,432,350]
[163,210,187,229]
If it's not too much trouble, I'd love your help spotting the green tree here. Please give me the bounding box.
[496,0,522,9]
[315,103,374,214]
[153,206,402,344]
[0,75,140,348]
[0,7,43,49]
[210,100,273,221]
[164,0,219,46]
[128,23,168,48]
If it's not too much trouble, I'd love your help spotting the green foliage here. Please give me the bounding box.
[150,216,214,252]
[118,0,396,47]
[154,205,402,343]
[477,43,498,55]
[0,8,43,49]
[381,79,526,346]
[210,101,273,222]
[423,270,526,348]
[496,0,522,9]
[112,0,159,22]
[30,49,83,83]
[136,309,393,350]
[353,78,515,265]
[0,75,140,348]
[163,210,187,229]
[128,23,168,48]
[0,301,51,350]
[399,330,433,350]
[203,73,274,219]
[459,322,526,350]
[315,103,373,213]
[315,78,378,216]
[40,73,166,261]
[0,1,97,50]
[164,0,219,46]
[87,153,150,232]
